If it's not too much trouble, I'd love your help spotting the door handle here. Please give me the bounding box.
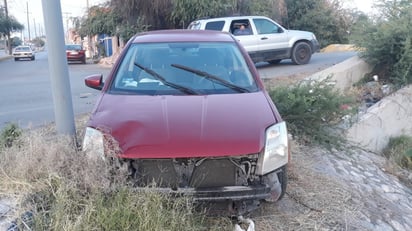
[261,37,268,40]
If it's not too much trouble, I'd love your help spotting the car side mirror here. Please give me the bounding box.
[85,74,104,90]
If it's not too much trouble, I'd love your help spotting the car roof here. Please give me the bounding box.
[131,29,236,43]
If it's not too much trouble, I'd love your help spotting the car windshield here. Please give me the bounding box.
[66,45,82,50]
[111,42,258,95]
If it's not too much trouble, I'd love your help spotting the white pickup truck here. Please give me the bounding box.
[188,16,320,65]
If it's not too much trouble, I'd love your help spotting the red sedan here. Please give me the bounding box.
[65,44,86,64]
[82,30,290,215]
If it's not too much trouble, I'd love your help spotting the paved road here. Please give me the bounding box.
[0,50,111,129]
[0,50,356,130]
[257,51,357,79]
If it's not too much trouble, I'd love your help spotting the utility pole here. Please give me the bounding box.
[26,1,31,42]
[86,0,94,58]
[3,0,12,54]
[41,0,76,137]
[62,12,71,42]
[33,18,37,39]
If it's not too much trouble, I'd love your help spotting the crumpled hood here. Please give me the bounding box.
[88,92,278,158]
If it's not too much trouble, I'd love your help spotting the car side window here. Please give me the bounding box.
[231,20,253,36]
[253,18,282,35]
[205,21,225,31]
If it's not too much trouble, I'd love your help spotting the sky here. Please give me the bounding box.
[6,0,106,40]
[4,0,375,41]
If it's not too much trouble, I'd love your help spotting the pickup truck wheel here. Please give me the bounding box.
[263,166,288,203]
[268,59,282,64]
[291,42,312,65]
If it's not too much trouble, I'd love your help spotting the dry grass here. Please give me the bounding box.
[0,117,231,231]
[250,142,364,230]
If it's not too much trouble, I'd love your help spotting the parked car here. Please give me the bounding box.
[13,45,35,61]
[82,29,290,215]
[188,16,320,65]
[65,44,86,64]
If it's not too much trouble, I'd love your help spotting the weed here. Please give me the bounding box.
[383,135,412,170]
[269,78,356,149]
[0,127,232,231]
[0,123,22,148]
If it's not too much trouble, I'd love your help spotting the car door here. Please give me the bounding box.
[252,18,289,59]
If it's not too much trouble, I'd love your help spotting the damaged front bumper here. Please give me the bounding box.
[139,184,272,202]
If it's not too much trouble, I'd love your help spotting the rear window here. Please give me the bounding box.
[15,47,31,52]
[66,45,82,50]
[205,21,225,31]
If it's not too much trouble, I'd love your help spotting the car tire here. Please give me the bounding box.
[82,57,86,64]
[31,56,35,61]
[291,42,312,65]
[268,59,282,65]
[14,58,19,61]
[263,165,288,203]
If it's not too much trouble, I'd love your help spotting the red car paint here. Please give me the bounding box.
[86,29,283,159]
[88,92,278,159]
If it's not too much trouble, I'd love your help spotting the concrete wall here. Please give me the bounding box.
[346,85,412,153]
[305,55,372,92]
[304,54,412,153]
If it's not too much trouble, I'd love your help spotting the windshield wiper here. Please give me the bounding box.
[171,64,249,93]
[134,62,198,95]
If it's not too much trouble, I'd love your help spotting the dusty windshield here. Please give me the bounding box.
[111,42,258,95]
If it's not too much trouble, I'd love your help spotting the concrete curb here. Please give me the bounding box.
[321,44,360,53]
[0,55,12,61]
[304,55,372,92]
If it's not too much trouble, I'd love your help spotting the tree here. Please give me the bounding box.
[284,0,352,47]
[351,0,412,87]
[0,10,24,54]
[77,4,119,37]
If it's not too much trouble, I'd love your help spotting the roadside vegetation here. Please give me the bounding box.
[350,0,412,88]
[383,135,412,171]
[0,123,233,230]
[268,78,356,149]
[73,0,364,48]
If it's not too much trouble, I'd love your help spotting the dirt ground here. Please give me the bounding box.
[248,142,412,231]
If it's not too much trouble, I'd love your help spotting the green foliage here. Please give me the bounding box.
[0,11,24,37]
[11,36,22,47]
[0,123,22,148]
[170,0,228,27]
[78,4,121,38]
[31,37,45,47]
[383,135,412,170]
[116,17,151,43]
[269,78,356,149]
[351,0,412,88]
[284,0,353,47]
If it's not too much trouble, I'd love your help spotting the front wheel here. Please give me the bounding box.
[291,42,312,65]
